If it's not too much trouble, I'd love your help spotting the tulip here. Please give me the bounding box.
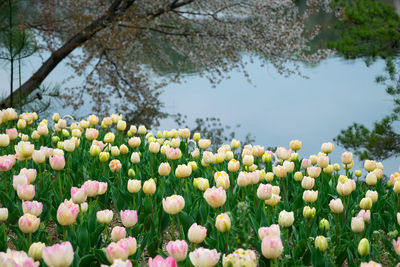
[18,214,40,233]
[80,203,88,213]
[158,162,171,176]
[261,235,283,259]
[307,166,321,178]
[42,241,74,267]
[85,128,99,140]
[215,172,230,190]
[315,236,328,252]
[0,208,8,222]
[321,142,334,154]
[242,155,254,167]
[63,139,75,152]
[6,128,18,140]
[289,140,302,151]
[283,160,294,173]
[276,147,291,161]
[188,223,207,244]
[215,213,231,232]
[351,217,365,233]
[97,209,113,224]
[189,248,221,267]
[0,155,15,171]
[265,194,281,207]
[366,190,378,203]
[106,242,130,263]
[358,238,370,256]
[194,178,209,191]
[83,180,100,197]
[329,199,343,214]
[317,155,329,168]
[101,259,132,267]
[237,172,250,187]
[336,179,353,196]
[15,141,34,161]
[262,153,272,163]
[166,240,188,262]
[366,172,377,186]
[119,210,138,228]
[341,152,353,165]
[357,210,371,224]
[257,183,272,200]
[28,242,45,261]
[109,159,122,173]
[162,195,185,215]
[143,179,156,195]
[360,197,373,210]
[204,187,226,208]
[127,179,141,193]
[148,255,177,267]
[111,226,126,242]
[111,146,120,157]
[258,224,280,240]
[319,218,330,232]
[32,150,46,164]
[98,182,108,195]
[49,155,65,171]
[364,160,377,172]
[273,165,287,178]
[393,237,400,256]
[17,184,35,201]
[104,132,115,144]
[12,174,29,191]
[130,152,140,164]
[0,134,10,147]
[360,261,382,267]
[303,190,318,203]
[71,187,88,204]
[222,249,257,267]
[301,176,315,190]
[303,206,316,219]
[175,164,192,178]
[0,249,39,267]
[191,148,200,159]
[166,147,182,160]
[118,237,137,256]
[278,210,294,228]
[57,200,79,226]
[22,201,43,217]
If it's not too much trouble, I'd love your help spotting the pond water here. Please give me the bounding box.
[1,53,398,175]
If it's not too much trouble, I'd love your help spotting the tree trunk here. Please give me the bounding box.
[1,0,133,108]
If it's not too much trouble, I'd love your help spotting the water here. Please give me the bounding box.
[0,51,398,175]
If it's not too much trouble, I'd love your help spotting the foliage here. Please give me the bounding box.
[328,0,400,61]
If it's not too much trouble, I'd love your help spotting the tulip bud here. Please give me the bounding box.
[315,236,328,252]
[111,226,126,242]
[166,240,188,262]
[358,238,370,256]
[127,179,141,193]
[99,152,110,162]
[278,210,294,228]
[188,223,207,244]
[319,218,330,232]
[29,242,45,260]
[215,213,231,232]
[360,197,373,210]
[0,208,8,222]
[143,179,156,195]
[303,206,316,219]
[97,209,113,224]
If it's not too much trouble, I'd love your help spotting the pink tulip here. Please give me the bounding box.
[57,200,79,226]
[49,155,65,171]
[101,259,132,267]
[19,168,37,183]
[71,187,88,204]
[258,224,281,240]
[203,187,226,208]
[148,255,177,267]
[0,155,15,171]
[18,214,40,233]
[257,184,272,200]
[120,210,138,228]
[111,226,126,242]
[6,128,18,140]
[189,248,220,267]
[106,242,130,263]
[261,235,283,259]
[83,180,100,197]
[166,240,188,262]
[98,182,108,195]
[22,201,43,217]
[394,237,400,256]
[188,223,207,244]
[42,242,74,267]
[0,249,39,267]
[118,237,137,255]
[17,184,35,201]
[162,195,185,215]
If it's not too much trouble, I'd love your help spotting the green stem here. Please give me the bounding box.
[224,231,229,254]
[57,171,62,200]
[148,195,154,219]
[63,226,67,241]
[170,215,175,241]
[176,214,184,240]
